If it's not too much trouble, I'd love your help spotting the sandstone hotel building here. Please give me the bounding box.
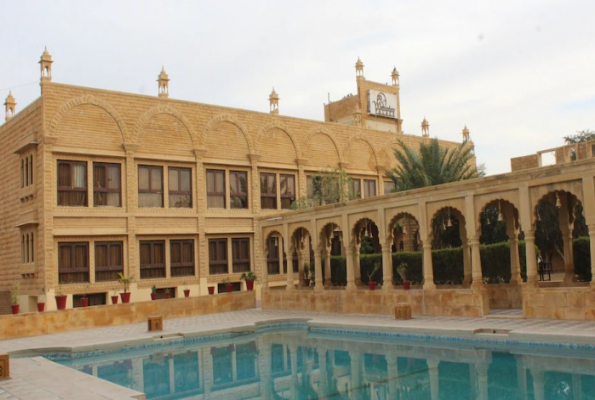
[0,49,469,311]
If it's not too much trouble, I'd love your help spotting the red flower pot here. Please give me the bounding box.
[11,304,19,315]
[225,283,233,293]
[184,289,190,297]
[246,280,254,291]
[403,281,411,290]
[368,281,376,291]
[37,302,45,312]
[120,292,131,303]
[80,297,89,307]
[165,292,171,299]
[111,295,119,304]
[150,293,157,301]
[55,295,67,310]
[208,287,215,295]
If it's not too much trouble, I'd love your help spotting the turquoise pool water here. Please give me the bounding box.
[49,324,595,400]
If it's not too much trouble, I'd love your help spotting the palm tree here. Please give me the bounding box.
[386,138,483,191]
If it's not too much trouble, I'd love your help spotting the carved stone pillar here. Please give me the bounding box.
[286,244,295,291]
[509,233,522,284]
[345,248,356,290]
[470,237,484,287]
[462,242,472,286]
[524,230,538,285]
[382,245,393,291]
[324,244,332,286]
[314,245,324,291]
[422,242,435,290]
[354,245,362,285]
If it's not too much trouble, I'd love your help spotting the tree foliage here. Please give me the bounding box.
[563,129,595,144]
[291,167,357,210]
[386,138,484,192]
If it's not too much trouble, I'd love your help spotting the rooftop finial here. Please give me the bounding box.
[4,91,16,121]
[462,125,470,141]
[421,117,429,137]
[355,57,364,80]
[391,66,399,85]
[157,67,170,98]
[269,87,279,115]
[39,47,53,82]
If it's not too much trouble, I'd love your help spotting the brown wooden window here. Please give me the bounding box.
[267,237,280,275]
[58,242,89,283]
[230,171,248,209]
[207,169,225,209]
[171,240,194,277]
[349,179,362,199]
[95,241,123,282]
[57,161,87,206]
[363,179,377,198]
[232,238,250,273]
[280,174,295,209]
[29,155,33,186]
[384,180,395,194]
[168,167,192,208]
[209,239,228,274]
[138,165,163,207]
[260,173,277,209]
[93,163,121,207]
[140,240,165,279]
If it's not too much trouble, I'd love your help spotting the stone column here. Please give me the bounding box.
[286,244,295,291]
[422,242,436,290]
[427,359,440,400]
[532,370,544,400]
[462,242,472,286]
[509,233,522,284]
[382,244,393,291]
[470,237,484,287]
[261,249,269,288]
[589,224,595,289]
[345,248,356,290]
[314,246,324,291]
[324,244,332,287]
[524,230,538,285]
[562,229,575,283]
[296,249,304,288]
[354,244,362,285]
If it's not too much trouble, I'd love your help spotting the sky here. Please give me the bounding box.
[1,0,594,175]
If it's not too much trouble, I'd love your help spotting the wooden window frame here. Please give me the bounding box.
[58,242,89,284]
[209,238,228,275]
[168,167,192,208]
[260,172,277,210]
[207,169,226,209]
[171,239,195,277]
[94,241,123,282]
[139,240,166,279]
[57,160,88,206]
[363,179,377,198]
[232,238,250,273]
[229,170,248,209]
[280,174,296,210]
[267,237,280,275]
[93,162,122,207]
[138,165,163,207]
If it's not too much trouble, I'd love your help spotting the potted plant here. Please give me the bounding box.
[303,263,311,287]
[80,285,89,308]
[37,291,46,312]
[367,263,380,291]
[150,285,157,300]
[55,288,67,310]
[397,263,411,290]
[164,288,171,299]
[222,278,233,293]
[240,271,256,291]
[10,282,20,315]
[117,272,134,303]
[111,290,119,304]
[208,286,215,295]
[183,286,190,297]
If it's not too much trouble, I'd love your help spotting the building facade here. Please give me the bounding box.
[0,50,468,311]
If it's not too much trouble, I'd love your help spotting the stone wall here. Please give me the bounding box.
[0,291,255,340]
[523,286,595,320]
[487,284,523,309]
[510,154,539,171]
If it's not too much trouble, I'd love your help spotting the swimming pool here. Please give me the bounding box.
[48,322,595,400]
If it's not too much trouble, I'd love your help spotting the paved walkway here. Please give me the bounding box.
[2,309,595,399]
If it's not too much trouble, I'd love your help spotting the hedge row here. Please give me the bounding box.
[327,239,592,285]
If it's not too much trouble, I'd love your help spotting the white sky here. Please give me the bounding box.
[1,0,594,175]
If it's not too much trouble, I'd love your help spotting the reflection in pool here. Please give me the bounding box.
[52,324,595,400]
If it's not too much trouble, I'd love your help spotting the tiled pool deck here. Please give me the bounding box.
[2,308,595,399]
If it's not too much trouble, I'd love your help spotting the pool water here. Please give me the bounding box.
[51,325,595,400]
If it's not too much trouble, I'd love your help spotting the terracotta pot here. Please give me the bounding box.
[184,289,190,297]
[150,293,157,300]
[120,292,131,303]
[37,302,45,312]
[208,287,215,295]
[403,281,411,290]
[246,280,254,291]
[80,297,89,307]
[111,295,119,304]
[225,283,233,293]
[368,281,376,291]
[304,278,310,287]
[11,304,19,315]
[165,292,171,299]
[55,295,67,310]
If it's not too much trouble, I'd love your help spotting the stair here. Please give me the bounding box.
[0,291,12,315]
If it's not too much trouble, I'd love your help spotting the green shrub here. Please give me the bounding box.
[480,241,528,283]
[574,236,591,281]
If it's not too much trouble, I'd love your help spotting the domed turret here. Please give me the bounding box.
[39,47,53,82]
[4,91,16,121]
[269,87,280,115]
[157,67,170,98]
[421,117,430,137]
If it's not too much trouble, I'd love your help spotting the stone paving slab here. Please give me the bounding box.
[2,309,595,399]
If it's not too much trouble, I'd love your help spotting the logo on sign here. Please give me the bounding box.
[372,92,395,118]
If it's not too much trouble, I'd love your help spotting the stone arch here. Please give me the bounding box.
[387,212,420,252]
[48,95,129,143]
[342,133,379,170]
[254,121,301,160]
[529,181,584,227]
[289,225,311,245]
[319,222,342,250]
[477,198,521,237]
[131,104,197,147]
[429,206,467,246]
[303,127,343,167]
[201,113,253,154]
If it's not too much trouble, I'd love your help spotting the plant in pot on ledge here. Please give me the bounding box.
[37,291,46,312]
[55,288,67,310]
[240,271,256,291]
[367,263,380,291]
[10,282,20,315]
[397,263,411,290]
[80,285,89,308]
[164,288,172,299]
[222,278,233,293]
[183,286,190,297]
[111,290,119,305]
[150,285,157,300]
[118,272,134,303]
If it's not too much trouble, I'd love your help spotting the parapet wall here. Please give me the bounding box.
[0,291,255,341]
